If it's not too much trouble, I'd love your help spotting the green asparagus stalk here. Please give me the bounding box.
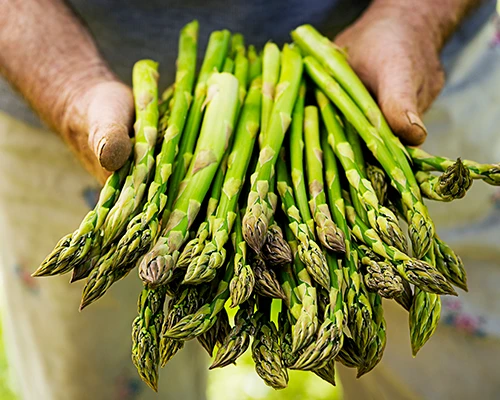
[247,45,263,82]
[158,84,174,120]
[322,130,375,354]
[434,235,467,291]
[222,57,234,73]
[164,30,231,216]
[415,158,472,201]
[252,255,287,301]
[210,303,256,369]
[139,72,239,287]
[304,105,345,253]
[33,158,131,277]
[182,77,262,284]
[284,226,319,353]
[175,148,228,270]
[356,243,405,299]
[251,302,289,389]
[357,293,386,377]
[289,80,315,234]
[100,59,160,246]
[304,56,434,258]
[313,360,336,386]
[131,285,167,391]
[316,89,407,253]
[407,146,500,186]
[229,211,255,307]
[290,255,344,371]
[233,47,249,108]
[262,221,293,267]
[242,44,303,252]
[260,42,281,145]
[336,336,362,369]
[159,285,205,367]
[163,256,234,340]
[344,122,366,175]
[345,203,456,296]
[197,307,231,356]
[276,154,330,290]
[409,287,441,356]
[366,164,388,205]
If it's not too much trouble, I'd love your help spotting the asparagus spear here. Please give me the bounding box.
[284,226,319,353]
[222,57,234,73]
[313,360,336,386]
[356,243,405,299]
[316,89,407,253]
[434,235,468,291]
[100,59,160,246]
[252,255,287,301]
[210,302,256,369]
[409,287,441,356]
[304,56,434,258]
[260,42,281,145]
[229,210,255,307]
[357,293,386,377]
[164,30,231,216]
[345,203,456,296]
[276,154,330,290]
[247,45,263,82]
[251,301,289,389]
[131,286,167,391]
[407,146,500,186]
[242,44,303,252]
[182,77,262,284]
[415,158,472,201]
[336,336,362,369]
[163,256,234,340]
[175,157,226,270]
[197,307,231,356]
[139,72,239,286]
[366,164,388,205]
[262,221,293,267]
[33,158,131,277]
[290,255,344,371]
[159,285,205,367]
[289,80,315,234]
[322,130,375,354]
[304,105,345,252]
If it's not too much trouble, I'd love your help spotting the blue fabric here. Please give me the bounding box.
[0,0,495,126]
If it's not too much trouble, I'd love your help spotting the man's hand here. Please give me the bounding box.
[0,0,133,183]
[63,80,133,182]
[335,0,480,145]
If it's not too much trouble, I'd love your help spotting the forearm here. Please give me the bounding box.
[0,0,116,134]
[364,0,482,50]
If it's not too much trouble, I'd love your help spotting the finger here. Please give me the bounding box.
[374,60,428,146]
[87,81,134,171]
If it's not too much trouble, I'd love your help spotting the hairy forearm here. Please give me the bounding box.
[0,0,115,133]
[367,0,482,50]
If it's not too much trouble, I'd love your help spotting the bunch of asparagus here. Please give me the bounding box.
[34,21,499,391]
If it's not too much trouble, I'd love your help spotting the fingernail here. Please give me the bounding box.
[406,111,427,138]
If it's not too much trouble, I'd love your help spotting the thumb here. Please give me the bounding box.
[375,65,428,146]
[86,81,134,171]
